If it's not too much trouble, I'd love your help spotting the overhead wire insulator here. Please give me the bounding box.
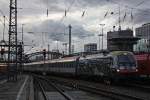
[81,10,85,18]
[43,49,46,58]
[46,9,48,17]
[1,48,5,55]
[65,9,67,17]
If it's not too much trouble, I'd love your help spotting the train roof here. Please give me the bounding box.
[110,51,133,56]
[80,53,111,60]
[24,51,133,65]
[25,56,79,65]
[0,64,7,67]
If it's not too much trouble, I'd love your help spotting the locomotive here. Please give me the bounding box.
[24,51,138,82]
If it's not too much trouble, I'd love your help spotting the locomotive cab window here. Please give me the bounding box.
[117,53,136,68]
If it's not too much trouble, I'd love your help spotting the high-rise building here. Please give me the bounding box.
[84,43,97,52]
[107,29,139,51]
[135,23,150,52]
[136,23,150,39]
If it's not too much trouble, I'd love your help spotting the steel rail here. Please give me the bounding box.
[34,75,73,100]
[46,80,73,100]
[77,84,144,100]
[34,78,49,100]
[122,83,150,92]
[47,77,145,100]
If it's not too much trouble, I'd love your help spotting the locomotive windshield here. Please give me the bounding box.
[117,53,136,67]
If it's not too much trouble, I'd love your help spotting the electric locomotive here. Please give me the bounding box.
[24,51,138,82]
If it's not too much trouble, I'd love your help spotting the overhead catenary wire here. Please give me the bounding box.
[103,0,150,30]
[0,9,9,23]
[0,9,9,32]
[46,0,49,17]
[108,0,150,14]
[50,0,77,39]
[0,17,9,34]
[76,0,88,18]
[136,0,146,7]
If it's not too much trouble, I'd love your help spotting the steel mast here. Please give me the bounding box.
[8,0,18,81]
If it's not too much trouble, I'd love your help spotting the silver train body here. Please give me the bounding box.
[24,51,138,80]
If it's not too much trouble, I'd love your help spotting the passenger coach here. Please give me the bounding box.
[24,51,138,82]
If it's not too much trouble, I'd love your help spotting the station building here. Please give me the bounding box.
[107,29,139,51]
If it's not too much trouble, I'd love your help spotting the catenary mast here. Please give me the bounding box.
[8,0,18,80]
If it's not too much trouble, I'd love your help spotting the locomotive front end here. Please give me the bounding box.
[111,51,138,80]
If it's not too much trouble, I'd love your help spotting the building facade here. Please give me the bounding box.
[107,29,139,51]
[84,43,97,52]
[135,23,150,52]
[136,23,150,39]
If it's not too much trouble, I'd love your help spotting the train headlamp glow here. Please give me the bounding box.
[123,53,127,55]
[136,69,138,72]
[117,69,120,72]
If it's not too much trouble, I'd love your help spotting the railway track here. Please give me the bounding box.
[46,76,149,100]
[122,82,150,92]
[0,75,30,100]
[33,75,74,100]
[77,85,144,100]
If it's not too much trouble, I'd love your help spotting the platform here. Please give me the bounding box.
[0,75,34,100]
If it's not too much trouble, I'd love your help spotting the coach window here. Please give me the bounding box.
[68,62,70,68]
[72,62,74,68]
[61,62,63,67]
[57,63,59,67]
[71,62,73,68]
[70,62,72,68]
[52,63,54,67]
[64,62,66,68]
[68,62,69,68]
[69,62,70,68]
[57,62,59,67]
[63,63,65,68]
[66,62,68,68]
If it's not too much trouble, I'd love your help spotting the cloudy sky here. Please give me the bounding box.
[0,0,150,53]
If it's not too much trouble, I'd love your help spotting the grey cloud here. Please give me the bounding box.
[25,19,94,42]
[133,8,150,25]
[1,0,150,52]
[72,24,94,38]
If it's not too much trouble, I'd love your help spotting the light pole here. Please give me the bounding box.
[99,24,105,50]
[63,43,68,55]
[68,25,72,55]
[55,39,59,50]
[98,34,103,50]
[21,24,25,72]
[48,44,50,60]
[21,24,25,45]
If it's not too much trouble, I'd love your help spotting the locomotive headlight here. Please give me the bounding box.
[117,69,120,72]
[136,69,138,72]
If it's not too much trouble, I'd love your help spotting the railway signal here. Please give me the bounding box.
[43,49,46,59]
[1,48,5,55]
